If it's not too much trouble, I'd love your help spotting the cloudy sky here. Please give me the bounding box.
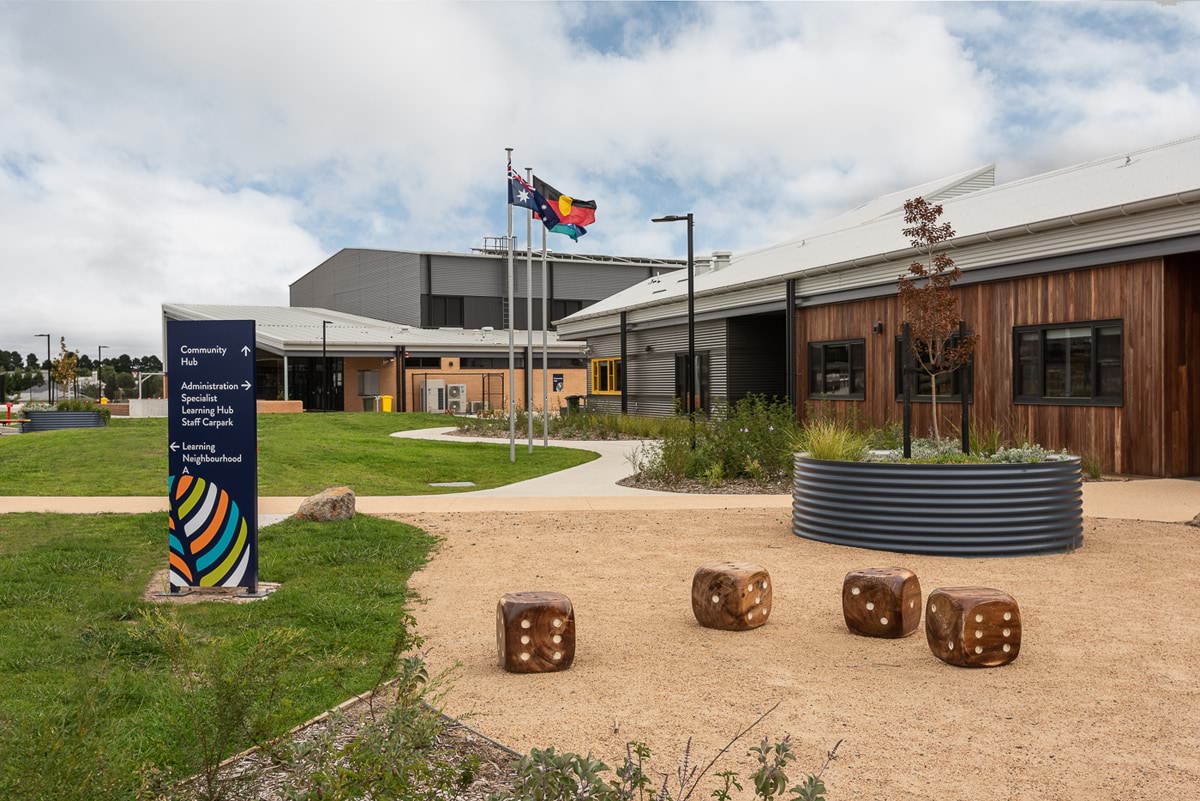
[1,1,1198,359]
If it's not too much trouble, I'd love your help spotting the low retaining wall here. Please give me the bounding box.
[792,454,1084,557]
[22,410,107,433]
[257,400,304,414]
[128,399,168,418]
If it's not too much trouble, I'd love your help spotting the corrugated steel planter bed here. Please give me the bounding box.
[793,455,1083,557]
[21,411,106,433]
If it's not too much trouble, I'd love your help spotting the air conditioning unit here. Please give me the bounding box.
[448,399,467,414]
[469,401,486,415]
[420,379,446,412]
[448,383,467,400]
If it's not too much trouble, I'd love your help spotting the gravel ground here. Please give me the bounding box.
[395,509,1200,801]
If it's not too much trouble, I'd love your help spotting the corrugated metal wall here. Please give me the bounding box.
[290,249,421,325]
[429,255,504,296]
[556,263,651,300]
[586,320,730,417]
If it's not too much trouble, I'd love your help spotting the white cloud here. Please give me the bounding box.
[0,1,1197,355]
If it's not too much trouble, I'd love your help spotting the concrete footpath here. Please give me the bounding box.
[0,425,1195,521]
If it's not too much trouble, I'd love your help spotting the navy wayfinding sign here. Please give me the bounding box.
[166,320,258,591]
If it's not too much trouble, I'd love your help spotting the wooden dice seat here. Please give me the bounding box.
[925,587,1021,667]
[842,567,922,638]
[691,562,772,631]
[496,591,575,673]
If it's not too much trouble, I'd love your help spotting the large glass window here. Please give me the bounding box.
[591,357,621,394]
[808,340,865,399]
[674,352,711,413]
[1014,320,1122,405]
[893,334,972,401]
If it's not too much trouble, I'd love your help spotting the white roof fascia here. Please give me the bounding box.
[559,135,1200,335]
[161,304,585,354]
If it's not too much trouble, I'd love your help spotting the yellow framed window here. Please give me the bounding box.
[590,357,622,395]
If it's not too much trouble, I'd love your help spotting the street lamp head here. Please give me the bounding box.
[651,215,689,223]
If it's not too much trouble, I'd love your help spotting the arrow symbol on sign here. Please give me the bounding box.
[170,442,178,452]
[242,380,252,390]
[241,346,251,356]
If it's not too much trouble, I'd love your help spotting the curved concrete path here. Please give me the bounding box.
[389,426,663,497]
[0,426,1195,520]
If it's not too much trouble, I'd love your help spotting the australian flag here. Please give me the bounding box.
[508,167,588,241]
[508,169,553,219]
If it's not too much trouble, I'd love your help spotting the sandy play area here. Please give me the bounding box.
[396,509,1200,800]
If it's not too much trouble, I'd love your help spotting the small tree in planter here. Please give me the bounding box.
[50,337,79,401]
[897,197,978,442]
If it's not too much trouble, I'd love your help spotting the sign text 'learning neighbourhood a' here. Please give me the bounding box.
[166,320,259,591]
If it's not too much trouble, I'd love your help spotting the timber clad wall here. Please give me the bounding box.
[797,257,1199,476]
[1163,253,1200,476]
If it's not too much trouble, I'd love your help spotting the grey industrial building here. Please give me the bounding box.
[289,244,684,331]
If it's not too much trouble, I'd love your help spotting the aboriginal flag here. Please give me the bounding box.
[533,176,597,228]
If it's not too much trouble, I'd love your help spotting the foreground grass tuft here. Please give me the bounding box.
[0,512,436,800]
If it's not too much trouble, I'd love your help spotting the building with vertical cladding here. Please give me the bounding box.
[289,244,684,331]
[556,135,1200,477]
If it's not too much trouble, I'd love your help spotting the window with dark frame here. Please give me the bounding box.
[427,295,464,327]
[892,334,973,402]
[551,299,586,321]
[1013,320,1123,405]
[674,351,711,413]
[808,340,865,399]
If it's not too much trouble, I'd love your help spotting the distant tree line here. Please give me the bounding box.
[1,345,164,402]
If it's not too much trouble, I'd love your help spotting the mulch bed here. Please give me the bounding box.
[618,474,791,494]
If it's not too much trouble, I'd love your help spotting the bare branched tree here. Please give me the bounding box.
[897,197,977,442]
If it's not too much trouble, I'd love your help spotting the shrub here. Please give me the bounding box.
[795,418,869,462]
[1080,452,1103,480]
[493,734,840,801]
[629,396,797,485]
[988,444,1072,464]
[55,398,111,422]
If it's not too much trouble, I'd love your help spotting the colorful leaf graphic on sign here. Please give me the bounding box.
[168,474,251,588]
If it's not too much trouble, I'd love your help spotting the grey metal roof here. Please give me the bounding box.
[290,245,684,288]
[559,134,1200,334]
[162,304,584,356]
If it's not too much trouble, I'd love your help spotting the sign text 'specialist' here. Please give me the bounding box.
[166,321,259,591]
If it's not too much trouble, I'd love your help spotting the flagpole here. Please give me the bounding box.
[506,148,515,463]
[541,223,549,447]
[525,168,536,454]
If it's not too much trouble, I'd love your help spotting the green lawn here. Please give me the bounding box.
[0,413,598,495]
[0,512,437,800]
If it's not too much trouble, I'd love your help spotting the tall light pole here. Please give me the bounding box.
[322,321,332,412]
[97,345,109,401]
[35,334,51,403]
[651,213,695,447]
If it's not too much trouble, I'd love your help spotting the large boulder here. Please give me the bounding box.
[1187,513,1200,528]
[295,486,356,522]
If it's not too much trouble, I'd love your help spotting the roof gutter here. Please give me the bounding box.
[562,189,1200,327]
